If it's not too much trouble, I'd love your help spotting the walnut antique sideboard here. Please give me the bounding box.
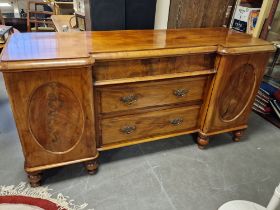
[0,28,275,187]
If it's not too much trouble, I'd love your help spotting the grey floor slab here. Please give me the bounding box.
[0,73,280,210]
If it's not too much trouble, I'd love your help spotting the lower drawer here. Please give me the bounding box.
[101,105,200,145]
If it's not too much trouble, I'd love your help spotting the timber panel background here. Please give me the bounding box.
[168,0,237,28]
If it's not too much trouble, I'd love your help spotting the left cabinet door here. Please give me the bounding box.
[3,67,97,172]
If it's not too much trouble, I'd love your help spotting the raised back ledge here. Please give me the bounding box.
[90,44,276,61]
[90,46,218,61]
[0,57,95,72]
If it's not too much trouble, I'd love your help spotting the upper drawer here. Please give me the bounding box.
[98,76,208,113]
[93,54,215,81]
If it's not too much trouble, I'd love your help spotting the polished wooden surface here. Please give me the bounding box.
[94,70,216,86]
[99,76,207,113]
[201,53,271,134]
[94,54,215,81]
[0,32,90,62]
[101,105,201,145]
[3,67,98,184]
[0,28,274,64]
[0,57,94,72]
[0,28,274,186]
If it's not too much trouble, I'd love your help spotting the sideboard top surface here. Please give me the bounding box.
[0,28,274,71]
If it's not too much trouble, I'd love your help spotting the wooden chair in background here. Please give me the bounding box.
[0,9,5,25]
[27,1,55,32]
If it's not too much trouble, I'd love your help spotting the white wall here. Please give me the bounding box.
[0,0,27,14]
[18,0,27,11]
[0,0,14,13]
[154,0,170,29]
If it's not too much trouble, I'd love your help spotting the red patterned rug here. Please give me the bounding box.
[0,182,92,210]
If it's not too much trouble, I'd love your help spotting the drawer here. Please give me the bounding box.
[99,76,208,113]
[101,105,200,145]
[93,54,215,81]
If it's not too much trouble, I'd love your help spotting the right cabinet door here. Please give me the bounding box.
[202,53,271,134]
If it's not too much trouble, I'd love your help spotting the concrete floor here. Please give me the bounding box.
[0,74,280,210]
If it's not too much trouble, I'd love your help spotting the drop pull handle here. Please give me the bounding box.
[173,89,189,97]
[120,95,138,105]
[169,118,184,126]
[120,125,136,134]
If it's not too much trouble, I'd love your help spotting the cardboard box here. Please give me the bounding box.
[232,6,260,34]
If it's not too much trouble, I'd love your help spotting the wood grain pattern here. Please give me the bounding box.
[168,0,236,28]
[98,129,199,151]
[0,58,95,72]
[219,64,255,122]
[25,156,99,173]
[203,125,248,136]
[0,28,274,70]
[218,45,276,55]
[0,28,275,186]
[98,76,207,113]
[29,82,84,153]
[94,70,216,86]
[91,47,218,61]
[101,105,201,145]
[201,53,271,134]
[3,67,97,169]
[94,54,215,81]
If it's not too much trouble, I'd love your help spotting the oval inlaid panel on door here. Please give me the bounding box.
[29,82,84,153]
[219,64,256,122]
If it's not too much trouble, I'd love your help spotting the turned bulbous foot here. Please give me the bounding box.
[197,133,209,149]
[85,160,98,175]
[232,130,245,142]
[28,171,42,188]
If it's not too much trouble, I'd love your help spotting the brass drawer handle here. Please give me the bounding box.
[173,89,189,97]
[169,118,184,126]
[120,125,136,134]
[120,95,138,105]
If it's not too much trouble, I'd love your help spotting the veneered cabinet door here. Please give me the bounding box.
[202,53,271,134]
[3,67,97,170]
